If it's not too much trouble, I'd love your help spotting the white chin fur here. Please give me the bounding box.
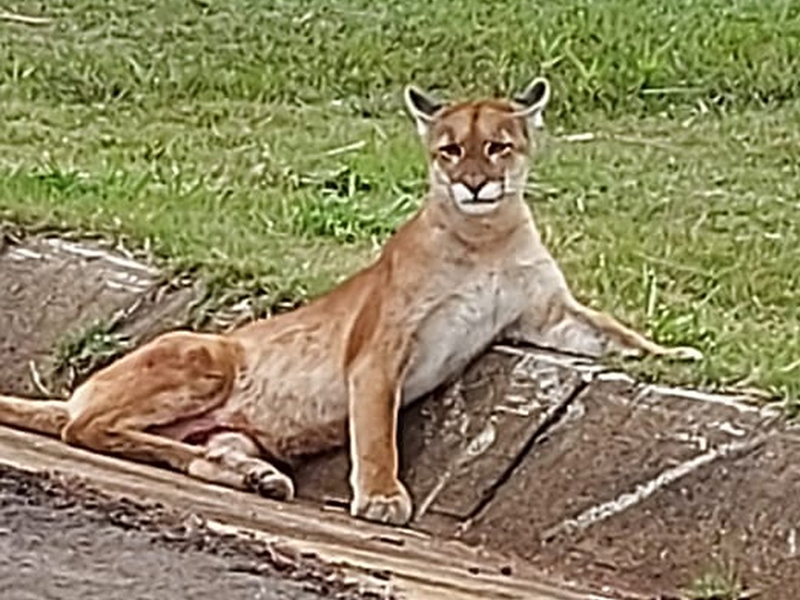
[477,181,503,201]
[450,181,503,215]
[458,201,501,215]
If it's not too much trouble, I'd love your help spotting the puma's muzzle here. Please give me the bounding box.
[448,180,505,215]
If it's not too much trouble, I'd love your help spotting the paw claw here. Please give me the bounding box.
[245,467,295,501]
[351,482,412,526]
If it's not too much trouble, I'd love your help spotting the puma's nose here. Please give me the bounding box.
[462,179,486,197]
[464,181,483,198]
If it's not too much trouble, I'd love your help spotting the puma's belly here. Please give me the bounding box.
[225,328,350,456]
[402,274,526,403]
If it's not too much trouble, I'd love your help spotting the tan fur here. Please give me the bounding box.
[0,79,701,526]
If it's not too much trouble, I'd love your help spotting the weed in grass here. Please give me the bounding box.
[281,166,417,243]
[684,560,753,600]
[53,319,131,391]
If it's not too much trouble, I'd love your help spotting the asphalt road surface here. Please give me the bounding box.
[0,466,385,600]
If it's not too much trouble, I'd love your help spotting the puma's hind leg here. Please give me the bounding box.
[61,331,244,473]
[188,431,294,500]
[1,332,294,500]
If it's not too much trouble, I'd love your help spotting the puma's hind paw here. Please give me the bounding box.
[245,466,295,501]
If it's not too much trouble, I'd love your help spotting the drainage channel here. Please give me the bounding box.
[458,374,591,524]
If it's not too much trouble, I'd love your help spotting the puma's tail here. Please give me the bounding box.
[0,394,69,438]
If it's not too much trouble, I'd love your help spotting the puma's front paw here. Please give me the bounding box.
[662,345,704,362]
[351,480,413,526]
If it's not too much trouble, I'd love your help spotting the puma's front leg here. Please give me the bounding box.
[505,294,702,361]
[346,356,412,526]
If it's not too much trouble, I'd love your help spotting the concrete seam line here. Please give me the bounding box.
[541,433,770,541]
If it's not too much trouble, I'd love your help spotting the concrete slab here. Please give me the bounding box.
[463,377,775,545]
[537,429,800,599]
[0,236,198,396]
[448,374,788,598]
[406,351,586,521]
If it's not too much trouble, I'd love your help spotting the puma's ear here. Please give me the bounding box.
[404,86,444,137]
[512,77,551,129]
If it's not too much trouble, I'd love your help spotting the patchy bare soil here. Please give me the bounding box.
[0,465,389,600]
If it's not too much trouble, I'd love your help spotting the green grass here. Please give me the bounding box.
[52,318,130,393]
[3,0,800,121]
[685,561,751,600]
[1,0,798,405]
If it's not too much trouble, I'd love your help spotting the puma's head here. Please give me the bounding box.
[404,78,550,216]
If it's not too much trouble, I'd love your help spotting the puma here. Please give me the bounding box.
[0,78,701,526]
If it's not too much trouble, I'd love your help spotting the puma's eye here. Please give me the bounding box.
[486,141,512,156]
[438,143,462,158]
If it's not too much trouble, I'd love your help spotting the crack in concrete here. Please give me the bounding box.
[462,374,593,525]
